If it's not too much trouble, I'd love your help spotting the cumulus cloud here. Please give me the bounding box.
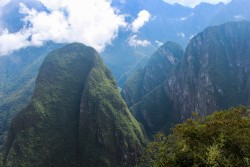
[0,0,127,56]
[0,11,3,31]
[0,29,31,56]
[163,0,232,7]
[128,35,151,47]
[18,3,68,45]
[37,0,62,10]
[131,10,151,33]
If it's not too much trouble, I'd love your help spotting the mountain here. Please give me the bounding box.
[1,0,250,84]
[105,0,226,82]
[168,20,250,117]
[211,0,250,25]
[3,43,147,167]
[121,42,184,107]
[102,36,155,86]
[127,21,250,136]
[1,0,250,149]
[0,43,62,148]
[107,0,250,83]
[123,0,225,45]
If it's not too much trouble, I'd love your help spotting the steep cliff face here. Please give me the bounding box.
[121,42,184,107]
[131,83,180,136]
[4,43,147,167]
[130,21,250,136]
[168,21,250,119]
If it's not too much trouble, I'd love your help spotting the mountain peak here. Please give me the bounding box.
[125,21,250,137]
[4,43,147,167]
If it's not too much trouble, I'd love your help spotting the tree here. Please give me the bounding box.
[0,153,3,167]
[139,106,250,167]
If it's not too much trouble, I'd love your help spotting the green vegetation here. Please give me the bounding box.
[121,69,144,107]
[4,43,95,167]
[0,153,3,167]
[131,84,180,137]
[139,106,250,167]
[0,43,62,147]
[121,41,183,108]
[124,21,250,139]
[78,52,147,166]
[4,43,147,167]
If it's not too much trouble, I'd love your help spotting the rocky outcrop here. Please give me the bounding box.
[121,42,184,107]
[4,43,147,167]
[129,21,250,136]
[168,21,250,118]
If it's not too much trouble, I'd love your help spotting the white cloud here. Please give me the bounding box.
[234,15,244,20]
[163,0,232,7]
[0,0,127,56]
[128,35,151,47]
[180,13,194,21]
[189,34,195,39]
[177,32,186,38]
[0,29,31,56]
[37,0,62,10]
[0,11,3,32]
[19,3,70,46]
[155,40,163,47]
[131,10,151,33]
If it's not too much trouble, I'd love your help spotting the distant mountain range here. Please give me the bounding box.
[123,21,250,136]
[105,0,250,84]
[1,0,250,153]
[1,0,250,82]
[1,20,250,166]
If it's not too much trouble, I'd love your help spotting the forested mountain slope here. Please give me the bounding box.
[3,43,147,167]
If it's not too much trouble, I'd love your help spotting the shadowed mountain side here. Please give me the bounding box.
[127,21,250,137]
[0,43,63,148]
[121,42,184,107]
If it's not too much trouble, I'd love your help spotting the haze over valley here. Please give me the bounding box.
[0,0,250,166]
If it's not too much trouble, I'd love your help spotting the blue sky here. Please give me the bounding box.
[0,0,154,56]
[163,0,232,7]
[0,0,233,56]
